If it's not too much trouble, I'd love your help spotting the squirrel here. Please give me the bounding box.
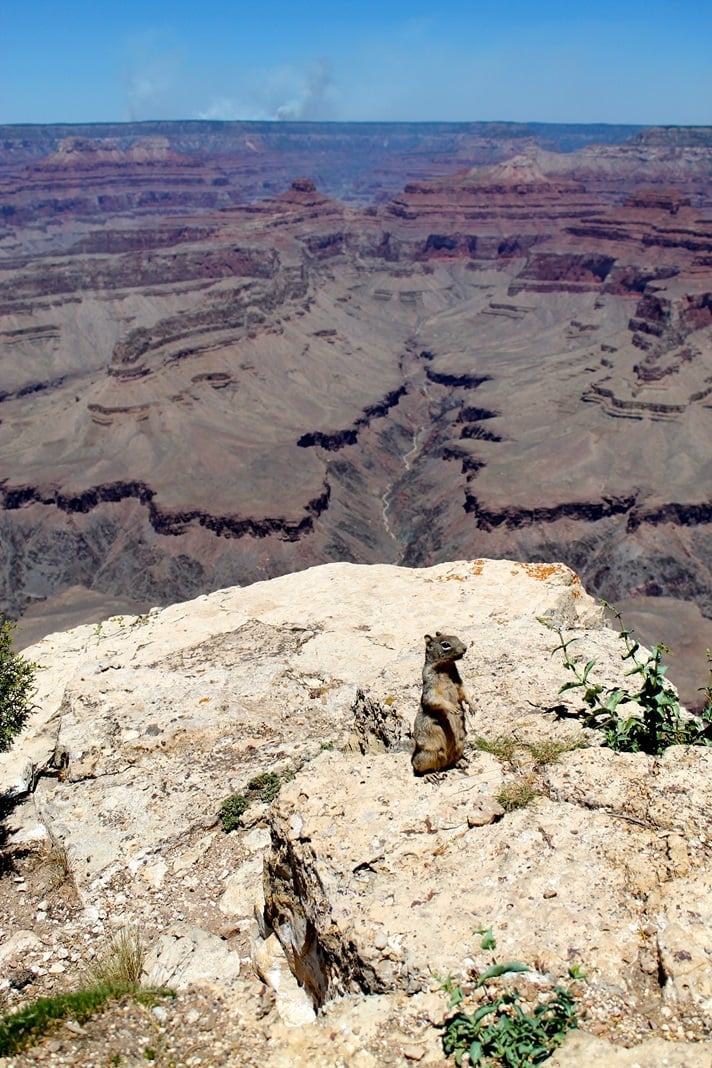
[411,631,473,775]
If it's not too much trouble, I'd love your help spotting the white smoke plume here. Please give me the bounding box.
[195,59,336,123]
[275,59,335,120]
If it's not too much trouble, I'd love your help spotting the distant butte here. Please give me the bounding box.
[0,121,710,703]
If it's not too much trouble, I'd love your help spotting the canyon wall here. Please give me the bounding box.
[0,124,710,701]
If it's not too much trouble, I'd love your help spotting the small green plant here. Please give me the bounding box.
[474,736,517,762]
[219,769,294,830]
[0,984,173,1057]
[541,605,712,755]
[219,793,250,831]
[439,930,578,1066]
[477,736,587,767]
[0,620,36,753]
[476,927,497,952]
[496,780,538,812]
[247,771,283,803]
[524,738,587,765]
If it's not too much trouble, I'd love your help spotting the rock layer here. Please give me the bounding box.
[1,126,711,702]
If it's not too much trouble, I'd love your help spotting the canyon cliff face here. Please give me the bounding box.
[0,123,710,701]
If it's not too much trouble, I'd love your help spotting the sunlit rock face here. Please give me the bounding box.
[2,561,712,1065]
[0,122,711,702]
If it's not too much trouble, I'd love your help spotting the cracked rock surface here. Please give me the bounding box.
[1,559,711,1064]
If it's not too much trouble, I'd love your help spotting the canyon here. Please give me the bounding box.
[0,121,710,703]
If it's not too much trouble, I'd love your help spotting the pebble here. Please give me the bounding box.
[64,1020,87,1035]
[403,1044,425,1061]
[374,932,388,951]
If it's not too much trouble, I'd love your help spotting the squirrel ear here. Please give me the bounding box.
[424,634,433,643]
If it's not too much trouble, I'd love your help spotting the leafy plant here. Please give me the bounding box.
[219,769,294,831]
[219,793,250,831]
[439,930,578,1066]
[247,771,283,803]
[541,605,712,755]
[0,620,36,753]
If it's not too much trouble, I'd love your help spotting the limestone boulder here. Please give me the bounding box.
[1,559,711,1065]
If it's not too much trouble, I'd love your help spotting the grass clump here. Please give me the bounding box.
[476,736,586,767]
[0,928,173,1056]
[524,738,587,766]
[496,780,538,812]
[0,985,127,1056]
[85,927,144,988]
[439,930,578,1066]
[474,736,517,762]
[41,841,74,891]
[541,605,712,755]
[0,985,173,1057]
[0,620,36,753]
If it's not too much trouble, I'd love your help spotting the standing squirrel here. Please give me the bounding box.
[411,631,473,775]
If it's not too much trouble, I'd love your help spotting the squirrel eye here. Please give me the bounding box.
[441,641,451,649]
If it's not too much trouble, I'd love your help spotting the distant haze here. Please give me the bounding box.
[2,0,711,125]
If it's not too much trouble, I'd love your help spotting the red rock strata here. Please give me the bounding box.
[1,124,711,701]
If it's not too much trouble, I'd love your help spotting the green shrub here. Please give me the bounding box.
[247,771,283,803]
[219,769,295,830]
[219,793,249,831]
[439,930,578,1066]
[0,620,36,753]
[541,605,712,755]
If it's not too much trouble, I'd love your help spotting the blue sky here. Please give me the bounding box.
[2,0,711,126]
